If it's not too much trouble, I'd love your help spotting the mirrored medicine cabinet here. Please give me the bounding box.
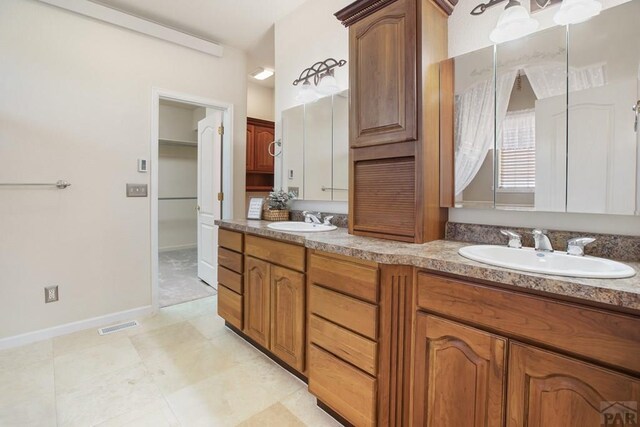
[451,0,640,215]
[281,89,349,201]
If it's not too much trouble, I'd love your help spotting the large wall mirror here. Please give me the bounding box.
[281,90,349,201]
[567,3,639,215]
[452,0,639,215]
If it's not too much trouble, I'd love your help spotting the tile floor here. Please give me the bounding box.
[0,296,342,427]
[159,248,217,308]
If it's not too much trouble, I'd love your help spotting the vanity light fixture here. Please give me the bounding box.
[293,58,346,102]
[296,80,320,103]
[489,0,539,43]
[553,0,602,24]
[473,0,603,43]
[316,69,341,95]
[250,67,274,81]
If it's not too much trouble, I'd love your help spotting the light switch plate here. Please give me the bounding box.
[138,159,148,173]
[126,184,148,197]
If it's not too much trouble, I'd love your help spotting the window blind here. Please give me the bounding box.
[499,109,536,190]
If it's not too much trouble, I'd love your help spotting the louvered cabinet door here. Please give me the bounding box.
[507,343,640,427]
[413,313,507,427]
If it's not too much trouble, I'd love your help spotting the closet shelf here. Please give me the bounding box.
[159,138,197,147]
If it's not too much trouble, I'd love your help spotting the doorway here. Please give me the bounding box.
[151,89,234,310]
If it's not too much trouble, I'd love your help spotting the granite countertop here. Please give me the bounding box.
[216,219,640,312]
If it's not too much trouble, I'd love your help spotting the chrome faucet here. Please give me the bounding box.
[566,237,596,256]
[500,230,522,249]
[531,229,554,252]
[303,211,323,224]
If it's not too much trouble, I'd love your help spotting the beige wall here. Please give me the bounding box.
[247,82,275,121]
[0,0,247,339]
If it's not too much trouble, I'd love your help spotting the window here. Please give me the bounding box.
[498,109,536,191]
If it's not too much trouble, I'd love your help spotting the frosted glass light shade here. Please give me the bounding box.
[554,0,602,25]
[317,74,340,95]
[490,1,539,44]
[296,81,319,104]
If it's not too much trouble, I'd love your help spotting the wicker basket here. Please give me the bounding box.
[263,209,290,222]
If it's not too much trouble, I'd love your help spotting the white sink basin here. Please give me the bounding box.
[458,245,635,279]
[267,221,337,233]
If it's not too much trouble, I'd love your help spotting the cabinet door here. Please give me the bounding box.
[253,125,275,172]
[350,0,417,147]
[507,343,640,427]
[413,314,507,427]
[270,266,305,372]
[244,256,270,347]
[246,124,255,171]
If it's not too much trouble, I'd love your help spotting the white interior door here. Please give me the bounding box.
[197,109,223,285]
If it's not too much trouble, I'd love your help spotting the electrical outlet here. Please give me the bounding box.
[45,286,59,303]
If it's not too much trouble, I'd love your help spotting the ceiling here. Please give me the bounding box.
[92,0,309,87]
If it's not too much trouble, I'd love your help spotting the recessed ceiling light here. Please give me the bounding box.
[250,68,274,80]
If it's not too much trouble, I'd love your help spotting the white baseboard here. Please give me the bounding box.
[159,243,197,252]
[0,305,155,350]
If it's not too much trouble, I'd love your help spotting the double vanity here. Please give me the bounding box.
[216,0,640,424]
[215,218,640,427]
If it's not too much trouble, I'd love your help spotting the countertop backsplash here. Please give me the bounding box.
[286,213,639,262]
[290,210,349,228]
[445,222,640,263]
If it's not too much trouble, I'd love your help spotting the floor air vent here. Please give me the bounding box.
[98,320,139,335]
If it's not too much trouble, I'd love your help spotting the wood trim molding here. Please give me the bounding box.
[378,265,414,426]
[439,59,455,207]
[432,0,454,15]
[247,117,275,128]
[335,0,456,26]
[335,0,399,27]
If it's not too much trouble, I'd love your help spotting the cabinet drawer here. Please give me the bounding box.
[245,235,305,272]
[219,229,243,252]
[218,266,242,294]
[309,314,377,376]
[309,251,379,303]
[218,286,243,330]
[310,285,378,340]
[218,247,243,273]
[417,272,640,373]
[309,344,377,427]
